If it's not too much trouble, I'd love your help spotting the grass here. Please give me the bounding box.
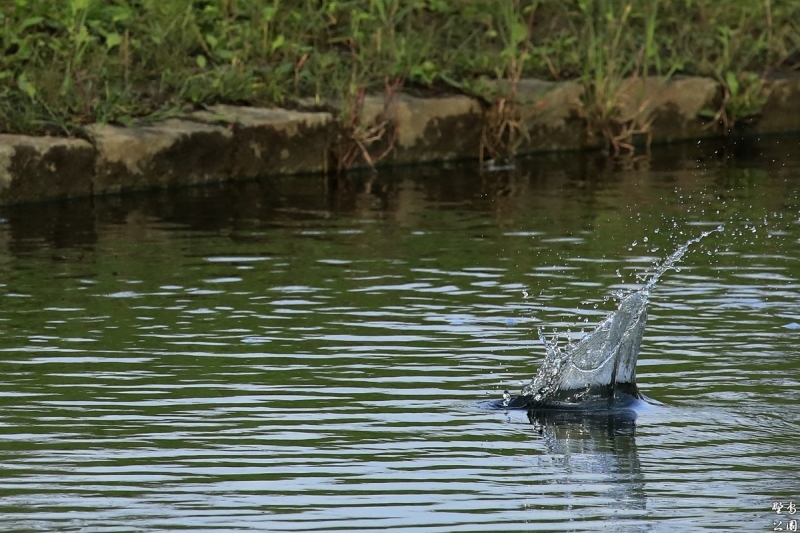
[579,1,650,155]
[1,0,798,151]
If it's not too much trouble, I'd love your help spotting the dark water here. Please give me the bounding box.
[0,137,798,532]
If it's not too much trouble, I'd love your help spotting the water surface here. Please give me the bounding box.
[1,137,799,532]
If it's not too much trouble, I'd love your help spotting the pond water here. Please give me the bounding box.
[0,136,798,532]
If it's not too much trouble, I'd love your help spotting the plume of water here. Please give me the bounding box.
[514,226,723,409]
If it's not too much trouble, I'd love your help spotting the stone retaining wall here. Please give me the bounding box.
[1,74,799,205]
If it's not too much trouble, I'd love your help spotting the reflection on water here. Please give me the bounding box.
[0,135,799,532]
[529,409,646,528]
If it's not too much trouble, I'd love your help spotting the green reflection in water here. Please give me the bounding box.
[0,136,798,531]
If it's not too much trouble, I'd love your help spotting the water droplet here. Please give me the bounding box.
[502,390,511,406]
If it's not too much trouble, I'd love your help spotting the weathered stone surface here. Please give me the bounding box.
[356,93,484,164]
[2,73,800,207]
[516,79,591,153]
[191,105,334,176]
[481,78,592,153]
[615,76,720,143]
[491,78,563,105]
[0,135,95,204]
[88,119,234,194]
[756,72,800,134]
[497,76,719,152]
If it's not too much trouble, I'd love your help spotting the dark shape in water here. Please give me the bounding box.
[505,228,721,412]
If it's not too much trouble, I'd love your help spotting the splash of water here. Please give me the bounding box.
[512,226,723,409]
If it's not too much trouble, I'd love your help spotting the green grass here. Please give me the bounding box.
[1,0,798,137]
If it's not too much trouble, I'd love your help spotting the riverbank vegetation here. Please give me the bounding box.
[2,0,798,146]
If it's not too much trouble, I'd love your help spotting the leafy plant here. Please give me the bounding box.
[479,0,537,163]
[699,71,769,132]
[579,1,652,156]
[0,0,797,138]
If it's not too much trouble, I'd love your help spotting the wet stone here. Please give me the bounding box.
[190,105,335,176]
[383,93,484,162]
[0,135,95,204]
[756,72,800,134]
[2,75,800,206]
[88,120,235,194]
[461,78,591,153]
[616,76,720,143]
[517,80,590,153]
[333,93,485,166]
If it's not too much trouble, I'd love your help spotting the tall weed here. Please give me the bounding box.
[0,0,797,136]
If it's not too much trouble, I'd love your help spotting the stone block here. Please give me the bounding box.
[191,105,335,176]
[88,119,234,194]
[616,76,720,143]
[480,78,591,153]
[342,93,484,165]
[0,135,95,204]
[756,72,800,134]
[517,80,591,152]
